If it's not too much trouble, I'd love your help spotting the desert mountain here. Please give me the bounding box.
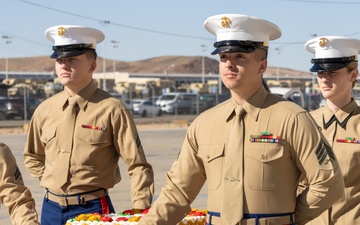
[0,55,220,75]
[0,55,310,78]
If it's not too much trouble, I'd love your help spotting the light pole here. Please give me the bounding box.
[111,40,119,73]
[200,44,207,84]
[165,64,175,80]
[2,35,13,81]
[275,47,281,81]
[100,20,110,91]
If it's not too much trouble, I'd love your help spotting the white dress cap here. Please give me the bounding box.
[204,14,281,42]
[45,25,105,58]
[305,36,360,72]
[204,14,281,55]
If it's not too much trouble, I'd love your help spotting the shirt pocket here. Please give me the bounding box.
[245,143,284,191]
[77,130,111,149]
[198,144,225,190]
[40,126,56,145]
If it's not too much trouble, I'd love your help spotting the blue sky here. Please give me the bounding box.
[1,0,360,72]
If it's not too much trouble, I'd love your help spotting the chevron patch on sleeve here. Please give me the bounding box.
[135,135,142,150]
[315,140,336,165]
[14,166,23,181]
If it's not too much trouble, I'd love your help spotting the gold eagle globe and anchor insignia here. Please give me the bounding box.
[57,27,67,37]
[221,16,231,28]
[319,37,329,48]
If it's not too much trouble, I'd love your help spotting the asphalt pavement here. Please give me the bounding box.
[0,114,197,129]
[0,120,207,224]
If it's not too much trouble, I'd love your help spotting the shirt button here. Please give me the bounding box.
[261,154,266,160]
[88,138,93,142]
[206,155,210,159]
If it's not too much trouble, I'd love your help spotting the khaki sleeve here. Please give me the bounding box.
[292,112,344,224]
[138,121,206,225]
[115,108,154,209]
[23,109,46,179]
[0,143,40,225]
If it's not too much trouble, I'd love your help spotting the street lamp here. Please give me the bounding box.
[200,44,207,84]
[2,35,13,81]
[165,64,175,80]
[111,40,119,73]
[275,47,281,81]
[100,20,110,91]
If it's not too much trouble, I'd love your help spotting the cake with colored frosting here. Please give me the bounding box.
[65,208,206,225]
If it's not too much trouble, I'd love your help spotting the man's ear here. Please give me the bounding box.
[259,59,267,74]
[351,68,358,81]
[89,61,97,72]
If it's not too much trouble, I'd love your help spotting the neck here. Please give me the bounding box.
[231,83,262,105]
[65,80,93,97]
[326,97,352,113]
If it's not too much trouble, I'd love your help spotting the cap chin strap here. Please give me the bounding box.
[212,40,268,55]
[311,55,357,64]
[52,43,94,51]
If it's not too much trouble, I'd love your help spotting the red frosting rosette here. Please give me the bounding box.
[116,217,128,222]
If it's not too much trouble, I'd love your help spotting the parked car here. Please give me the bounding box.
[0,97,42,120]
[156,93,197,114]
[0,98,7,120]
[110,93,133,112]
[319,98,326,108]
[132,99,162,117]
[190,93,231,114]
[269,87,305,108]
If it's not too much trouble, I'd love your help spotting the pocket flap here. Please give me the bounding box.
[247,143,284,163]
[199,144,225,163]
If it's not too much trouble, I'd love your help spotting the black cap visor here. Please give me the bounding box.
[211,40,267,55]
[309,56,356,72]
[50,44,95,59]
[310,62,350,73]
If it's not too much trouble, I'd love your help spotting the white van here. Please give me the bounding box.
[156,92,197,114]
[269,87,305,108]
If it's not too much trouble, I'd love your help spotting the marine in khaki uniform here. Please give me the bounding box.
[299,36,360,225]
[0,142,40,225]
[137,14,344,225]
[23,25,154,225]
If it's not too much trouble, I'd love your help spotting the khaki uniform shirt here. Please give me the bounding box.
[305,99,360,225]
[23,81,154,209]
[138,86,344,225]
[0,142,40,225]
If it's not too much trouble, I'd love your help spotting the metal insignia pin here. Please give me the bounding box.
[319,37,329,48]
[221,16,231,28]
[57,27,67,36]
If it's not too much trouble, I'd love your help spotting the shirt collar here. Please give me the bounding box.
[323,98,357,127]
[60,80,97,110]
[225,86,268,122]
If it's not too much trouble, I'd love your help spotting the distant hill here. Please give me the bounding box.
[0,55,220,74]
[0,55,311,77]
